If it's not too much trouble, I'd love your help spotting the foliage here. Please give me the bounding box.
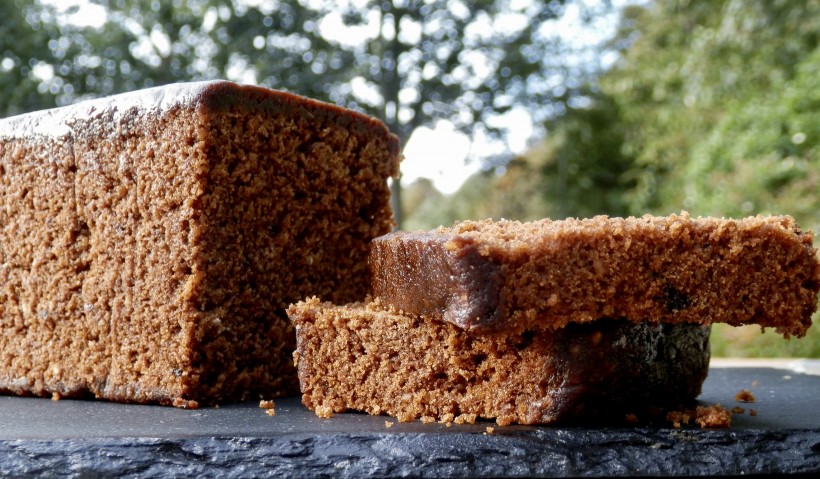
[0,0,616,150]
[404,88,634,227]
[0,0,65,115]
[526,88,634,219]
[710,323,820,359]
[600,0,820,232]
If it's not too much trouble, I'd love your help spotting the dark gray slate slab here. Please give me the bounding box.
[1,367,819,478]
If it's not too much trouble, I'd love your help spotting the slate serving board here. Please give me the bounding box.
[1,366,818,478]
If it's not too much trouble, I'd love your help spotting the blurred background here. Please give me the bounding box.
[2,0,818,357]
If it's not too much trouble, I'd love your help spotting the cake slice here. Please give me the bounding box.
[0,81,400,407]
[290,297,711,426]
[290,215,818,425]
[370,215,820,337]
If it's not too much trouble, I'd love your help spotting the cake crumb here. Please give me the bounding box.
[735,389,756,403]
[315,405,334,418]
[666,403,732,429]
[665,410,691,429]
[172,397,199,409]
[485,426,495,435]
[259,399,276,416]
[749,409,758,416]
[51,392,62,401]
[695,404,731,428]
[625,413,639,424]
[421,416,436,424]
[731,406,745,414]
[385,420,394,428]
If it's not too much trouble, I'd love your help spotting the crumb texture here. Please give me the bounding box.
[371,214,820,337]
[289,298,710,425]
[0,81,399,405]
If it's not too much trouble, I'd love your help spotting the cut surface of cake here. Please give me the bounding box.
[370,214,820,337]
[0,81,400,407]
[290,297,711,426]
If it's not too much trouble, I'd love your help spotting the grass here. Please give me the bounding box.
[710,316,820,358]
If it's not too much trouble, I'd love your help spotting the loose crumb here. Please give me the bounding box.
[666,403,732,429]
[731,406,745,414]
[485,426,495,435]
[749,409,758,416]
[666,410,691,429]
[454,413,477,425]
[51,392,62,401]
[266,409,276,417]
[735,389,755,403]
[172,397,199,409]
[385,420,394,428]
[421,416,436,424]
[315,405,334,418]
[695,404,731,428]
[259,399,275,409]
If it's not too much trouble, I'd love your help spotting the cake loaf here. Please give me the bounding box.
[370,215,820,337]
[290,297,711,426]
[0,81,400,407]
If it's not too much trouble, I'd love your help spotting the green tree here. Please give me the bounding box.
[404,87,635,227]
[601,0,820,233]
[0,0,66,115]
[530,88,633,219]
[1,0,612,148]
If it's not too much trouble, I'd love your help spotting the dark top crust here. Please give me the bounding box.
[370,213,820,337]
[369,231,504,328]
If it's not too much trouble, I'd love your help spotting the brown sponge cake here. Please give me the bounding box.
[290,297,711,426]
[370,215,820,337]
[0,81,400,407]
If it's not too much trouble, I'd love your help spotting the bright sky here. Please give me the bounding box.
[401,121,476,195]
[400,1,621,194]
